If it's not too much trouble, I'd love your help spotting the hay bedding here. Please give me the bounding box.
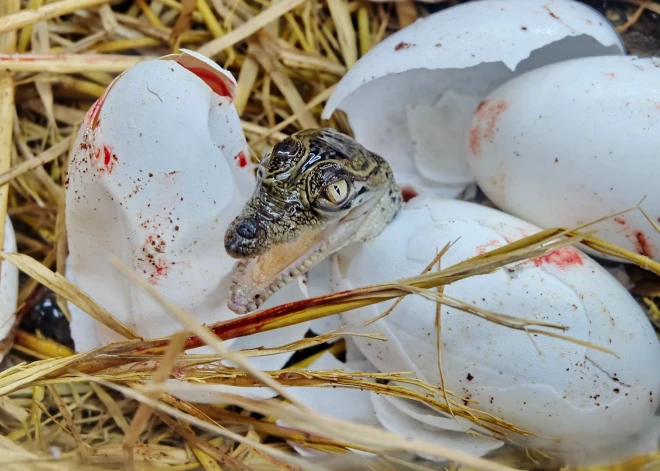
[0,0,659,470]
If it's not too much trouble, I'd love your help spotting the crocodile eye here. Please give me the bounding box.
[274,139,298,157]
[325,180,349,204]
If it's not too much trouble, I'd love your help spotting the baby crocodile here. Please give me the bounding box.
[224,128,403,314]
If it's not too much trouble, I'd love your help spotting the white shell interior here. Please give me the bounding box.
[322,0,624,197]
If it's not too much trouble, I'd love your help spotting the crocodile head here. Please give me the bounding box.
[224,128,402,314]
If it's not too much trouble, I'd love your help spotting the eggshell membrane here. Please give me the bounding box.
[371,395,504,458]
[466,55,660,263]
[0,216,19,358]
[321,0,623,196]
[332,197,660,464]
[66,52,308,367]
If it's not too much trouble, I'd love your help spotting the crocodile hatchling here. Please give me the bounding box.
[224,128,403,314]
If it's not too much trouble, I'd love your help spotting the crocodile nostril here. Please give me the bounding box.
[236,219,258,240]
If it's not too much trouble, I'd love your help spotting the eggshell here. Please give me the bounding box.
[466,55,660,263]
[370,394,505,458]
[321,0,623,197]
[65,50,308,365]
[0,217,19,360]
[273,341,502,461]
[330,197,660,465]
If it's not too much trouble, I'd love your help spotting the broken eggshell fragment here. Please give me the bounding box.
[0,217,19,362]
[324,197,660,466]
[321,0,624,197]
[65,50,308,369]
[466,55,660,263]
[279,343,504,460]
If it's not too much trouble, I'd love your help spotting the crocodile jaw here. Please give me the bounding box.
[227,222,343,314]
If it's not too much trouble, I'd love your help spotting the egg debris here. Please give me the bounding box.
[466,55,660,263]
[65,50,309,378]
[302,197,660,466]
[321,0,623,198]
[0,217,19,363]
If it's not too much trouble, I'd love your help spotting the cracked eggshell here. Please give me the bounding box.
[332,197,660,465]
[0,217,19,361]
[321,0,623,197]
[65,50,307,363]
[466,55,660,263]
[276,344,502,461]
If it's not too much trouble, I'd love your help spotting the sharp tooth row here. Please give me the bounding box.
[236,246,332,309]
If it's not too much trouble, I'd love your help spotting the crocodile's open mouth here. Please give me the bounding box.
[227,222,340,314]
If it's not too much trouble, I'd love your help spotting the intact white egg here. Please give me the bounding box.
[65,50,308,365]
[328,197,660,465]
[466,55,660,263]
[321,0,623,198]
[0,216,19,362]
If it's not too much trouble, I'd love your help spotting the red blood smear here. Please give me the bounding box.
[468,99,509,157]
[235,151,248,168]
[475,239,501,255]
[103,146,112,166]
[148,260,169,285]
[633,231,653,257]
[533,247,583,268]
[134,288,356,352]
[101,145,118,173]
[394,42,414,51]
[469,126,481,156]
[183,66,233,98]
[400,185,418,202]
[87,98,102,128]
[614,217,626,225]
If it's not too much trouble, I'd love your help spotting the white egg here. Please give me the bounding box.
[466,55,660,264]
[328,197,660,465]
[321,0,623,198]
[65,50,308,366]
[0,216,19,362]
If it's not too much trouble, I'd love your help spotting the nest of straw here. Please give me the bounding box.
[1,0,660,470]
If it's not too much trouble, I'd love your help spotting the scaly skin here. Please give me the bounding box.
[224,128,402,314]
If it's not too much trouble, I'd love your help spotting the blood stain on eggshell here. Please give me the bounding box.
[136,233,172,285]
[631,231,653,258]
[475,239,502,255]
[394,42,415,51]
[400,185,419,202]
[469,100,510,157]
[543,5,561,21]
[88,144,118,174]
[609,216,653,257]
[235,150,249,168]
[182,66,233,97]
[532,247,584,269]
[87,98,103,128]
